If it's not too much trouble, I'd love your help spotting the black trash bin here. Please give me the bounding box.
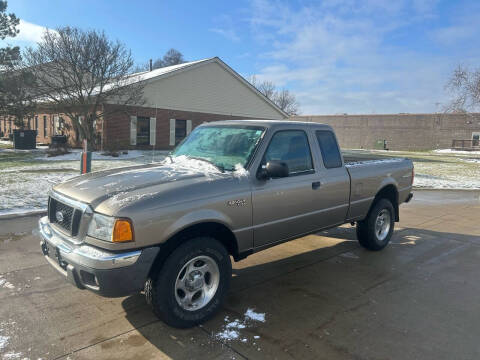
[51,135,68,146]
[13,129,37,150]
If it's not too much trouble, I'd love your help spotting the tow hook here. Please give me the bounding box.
[41,241,49,256]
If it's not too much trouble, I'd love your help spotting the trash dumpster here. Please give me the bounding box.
[13,130,36,150]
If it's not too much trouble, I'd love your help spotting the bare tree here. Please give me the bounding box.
[274,89,299,116]
[445,65,480,113]
[152,48,185,70]
[249,75,299,115]
[24,27,145,149]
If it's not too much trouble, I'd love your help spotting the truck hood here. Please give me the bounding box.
[53,158,237,209]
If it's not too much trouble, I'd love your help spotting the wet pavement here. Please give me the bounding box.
[0,190,479,359]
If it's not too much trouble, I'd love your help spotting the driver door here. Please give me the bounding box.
[252,129,322,247]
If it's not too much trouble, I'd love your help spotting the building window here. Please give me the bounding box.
[34,116,38,130]
[136,116,150,145]
[175,119,187,145]
[43,116,47,137]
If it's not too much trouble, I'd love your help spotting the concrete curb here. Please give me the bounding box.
[0,210,47,220]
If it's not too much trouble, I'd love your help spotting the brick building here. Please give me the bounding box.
[0,57,287,149]
[292,113,480,151]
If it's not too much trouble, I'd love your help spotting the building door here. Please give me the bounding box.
[136,117,150,145]
[473,132,480,147]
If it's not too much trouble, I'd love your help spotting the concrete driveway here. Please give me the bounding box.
[0,190,479,360]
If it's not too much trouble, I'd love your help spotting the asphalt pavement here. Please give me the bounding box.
[0,190,479,360]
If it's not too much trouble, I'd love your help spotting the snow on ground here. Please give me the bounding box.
[433,149,480,155]
[345,148,480,190]
[413,174,480,189]
[1,147,479,217]
[462,158,480,164]
[0,319,21,359]
[37,149,162,161]
[215,309,266,342]
[0,150,166,216]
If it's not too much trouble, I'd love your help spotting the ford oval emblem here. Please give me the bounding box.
[55,211,64,222]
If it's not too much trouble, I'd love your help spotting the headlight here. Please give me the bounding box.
[87,213,115,241]
[87,213,134,243]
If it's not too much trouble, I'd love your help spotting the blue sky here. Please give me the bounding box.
[2,0,480,114]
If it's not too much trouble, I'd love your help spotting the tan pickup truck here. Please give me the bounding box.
[39,120,413,328]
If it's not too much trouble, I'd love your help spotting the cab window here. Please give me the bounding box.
[316,130,342,168]
[263,130,313,175]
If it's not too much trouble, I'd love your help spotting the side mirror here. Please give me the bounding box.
[257,160,289,180]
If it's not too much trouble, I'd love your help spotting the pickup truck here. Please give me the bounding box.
[38,120,413,328]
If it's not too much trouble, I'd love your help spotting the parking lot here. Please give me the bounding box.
[1,190,479,360]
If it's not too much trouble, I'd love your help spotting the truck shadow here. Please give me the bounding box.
[120,225,479,358]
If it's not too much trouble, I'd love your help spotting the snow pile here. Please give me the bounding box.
[0,334,8,351]
[245,308,266,322]
[2,351,23,359]
[165,155,223,178]
[434,149,480,155]
[215,308,265,342]
[0,276,15,290]
[462,158,480,164]
[0,319,21,358]
[234,163,249,178]
[414,173,480,190]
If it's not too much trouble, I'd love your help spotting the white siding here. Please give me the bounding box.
[141,62,285,119]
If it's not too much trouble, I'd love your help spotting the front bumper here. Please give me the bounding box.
[38,216,159,297]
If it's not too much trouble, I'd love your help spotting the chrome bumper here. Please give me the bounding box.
[39,216,141,270]
[38,216,159,297]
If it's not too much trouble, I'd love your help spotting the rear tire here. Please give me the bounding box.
[356,198,395,251]
[147,236,231,328]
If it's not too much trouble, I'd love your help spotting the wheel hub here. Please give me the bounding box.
[185,270,204,291]
[375,209,391,241]
[174,255,220,311]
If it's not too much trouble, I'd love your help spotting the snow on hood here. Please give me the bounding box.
[53,156,249,209]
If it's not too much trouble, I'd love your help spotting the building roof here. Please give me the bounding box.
[122,57,288,118]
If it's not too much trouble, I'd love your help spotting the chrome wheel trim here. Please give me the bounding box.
[375,209,391,241]
[174,255,220,311]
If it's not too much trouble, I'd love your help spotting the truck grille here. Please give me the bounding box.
[48,197,82,236]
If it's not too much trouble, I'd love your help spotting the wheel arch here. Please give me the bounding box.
[148,221,239,279]
[370,184,399,221]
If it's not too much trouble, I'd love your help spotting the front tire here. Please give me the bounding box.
[356,198,395,251]
[147,237,231,328]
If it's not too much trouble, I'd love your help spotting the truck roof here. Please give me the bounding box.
[201,119,334,131]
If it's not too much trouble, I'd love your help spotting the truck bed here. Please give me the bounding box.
[342,155,414,221]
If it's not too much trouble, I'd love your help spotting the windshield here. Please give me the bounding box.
[172,125,265,171]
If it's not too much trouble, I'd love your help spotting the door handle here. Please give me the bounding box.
[312,181,321,190]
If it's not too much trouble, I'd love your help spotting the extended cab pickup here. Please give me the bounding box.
[39,120,413,328]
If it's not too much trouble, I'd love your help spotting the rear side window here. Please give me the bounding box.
[316,130,342,168]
